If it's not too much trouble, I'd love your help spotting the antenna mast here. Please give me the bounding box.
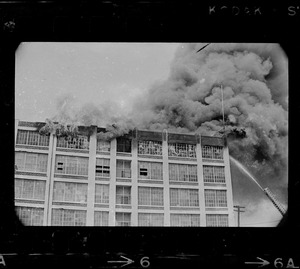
[221,84,225,134]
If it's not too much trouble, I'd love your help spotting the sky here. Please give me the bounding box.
[15,42,288,227]
[15,42,179,122]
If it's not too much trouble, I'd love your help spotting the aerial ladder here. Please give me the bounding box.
[263,187,287,216]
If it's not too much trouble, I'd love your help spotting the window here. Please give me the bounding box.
[138,187,163,206]
[16,130,50,147]
[57,135,89,150]
[204,190,227,207]
[169,164,197,182]
[116,186,131,205]
[116,160,131,178]
[96,158,110,177]
[15,206,44,226]
[138,213,164,226]
[202,146,223,160]
[117,137,131,153]
[138,140,162,156]
[168,143,196,158]
[203,166,225,183]
[96,140,110,152]
[27,132,40,146]
[206,214,229,227]
[51,209,86,226]
[138,161,163,180]
[115,212,131,226]
[170,214,200,227]
[15,179,46,200]
[53,182,87,203]
[94,211,109,226]
[16,130,27,144]
[170,188,199,207]
[95,184,109,204]
[55,155,89,176]
[15,152,48,173]
[140,168,148,176]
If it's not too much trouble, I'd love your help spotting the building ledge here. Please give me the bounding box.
[16,144,49,150]
[96,151,110,156]
[116,204,132,209]
[170,207,200,211]
[15,171,47,177]
[138,206,164,210]
[94,204,109,208]
[52,202,87,207]
[56,148,89,154]
[116,178,131,183]
[95,177,110,181]
[116,152,132,157]
[18,121,46,128]
[205,207,228,211]
[168,156,197,162]
[138,179,163,184]
[54,174,88,180]
[138,154,163,160]
[169,181,198,186]
[15,199,44,204]
[202,158,224,163]
[204,183,226,187]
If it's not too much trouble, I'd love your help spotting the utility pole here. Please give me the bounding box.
[234,205,246,227]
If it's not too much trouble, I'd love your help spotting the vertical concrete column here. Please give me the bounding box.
[162,130,170,226]
[109,138,117,226]
[223,142,235,226]
[14,119,19,145]
[43,133,55,226]
[196,135,206,226]
[86,126,97,226]
[131,137,138,226]
[46,134,57,226]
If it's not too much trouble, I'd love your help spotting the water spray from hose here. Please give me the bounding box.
[230,156,264,191]
[230,156,286,216]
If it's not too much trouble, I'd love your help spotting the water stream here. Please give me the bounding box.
[229,156,264,191]
[230,156,286,216]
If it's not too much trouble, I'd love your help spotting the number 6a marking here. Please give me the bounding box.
[274,258,299,268]
[140,256,150,268]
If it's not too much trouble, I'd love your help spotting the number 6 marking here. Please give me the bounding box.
[140,256,150,268]
[274,258,284,268]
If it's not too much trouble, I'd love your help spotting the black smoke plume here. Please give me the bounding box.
[131,43,288,204]
[47,44,288,212]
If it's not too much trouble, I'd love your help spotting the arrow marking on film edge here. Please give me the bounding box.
[245,257,270,268]
[107,255,134,268]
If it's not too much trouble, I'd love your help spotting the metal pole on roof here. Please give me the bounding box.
[221,84,225,134]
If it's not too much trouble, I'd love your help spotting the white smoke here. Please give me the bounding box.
[49,44,288,221]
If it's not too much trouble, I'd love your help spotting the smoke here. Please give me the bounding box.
[50,92,135,140]
[131,43,288,188]
[50,44,288,220]
[52,44,288,186]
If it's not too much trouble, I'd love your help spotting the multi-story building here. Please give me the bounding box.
[14,120,235,227]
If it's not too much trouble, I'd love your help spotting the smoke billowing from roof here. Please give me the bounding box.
[131,43,288,196]
[49,92,136,139]
[51,43,288,197]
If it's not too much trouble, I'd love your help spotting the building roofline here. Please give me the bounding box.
[16,120,226,143]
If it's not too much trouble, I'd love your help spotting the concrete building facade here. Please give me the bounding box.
[14,120,235,227]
